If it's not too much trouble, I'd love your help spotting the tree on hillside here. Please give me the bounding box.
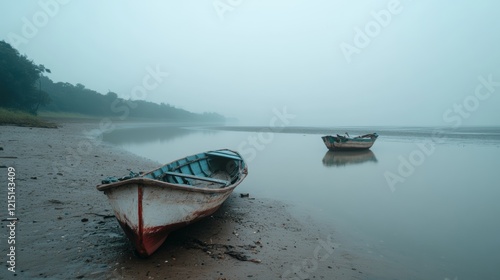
[0,40,51,114]
[33,64,52,114]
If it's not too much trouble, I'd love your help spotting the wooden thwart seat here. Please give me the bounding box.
[164,171,229,186]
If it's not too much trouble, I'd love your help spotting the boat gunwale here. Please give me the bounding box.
[96,149,247,193]
[96,176,246,193]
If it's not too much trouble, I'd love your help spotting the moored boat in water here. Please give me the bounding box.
[321,133,378,150]
[96,149,248,257]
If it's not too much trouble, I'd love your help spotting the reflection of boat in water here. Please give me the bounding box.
[322,150,378,167]
[321,133,378,150]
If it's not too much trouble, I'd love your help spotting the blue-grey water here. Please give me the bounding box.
[103,125,500,280]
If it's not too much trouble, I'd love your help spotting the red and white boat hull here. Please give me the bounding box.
[103,179,236,256]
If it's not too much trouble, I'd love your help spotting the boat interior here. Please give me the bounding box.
[145,151,244,189]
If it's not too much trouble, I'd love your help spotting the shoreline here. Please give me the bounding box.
[1,121,383,279]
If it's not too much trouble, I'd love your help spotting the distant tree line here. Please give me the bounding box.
[40,77,225,122]
[0,40,225,122]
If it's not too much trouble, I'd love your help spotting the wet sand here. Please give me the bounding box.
[0,121,376,279]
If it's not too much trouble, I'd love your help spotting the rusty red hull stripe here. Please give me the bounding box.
[137,185,144,254]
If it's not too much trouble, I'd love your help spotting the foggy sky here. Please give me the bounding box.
[1,0,499,126]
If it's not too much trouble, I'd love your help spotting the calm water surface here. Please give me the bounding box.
[103,125,500,279]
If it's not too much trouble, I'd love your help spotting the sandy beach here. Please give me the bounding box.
[0,121,374,279]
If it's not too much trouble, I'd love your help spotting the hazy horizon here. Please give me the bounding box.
[1,0,499,126]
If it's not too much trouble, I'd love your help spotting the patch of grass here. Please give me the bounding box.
[0,107,58,128]
[38,110,100,120]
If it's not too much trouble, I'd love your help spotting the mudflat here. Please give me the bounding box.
[0,122,372,279]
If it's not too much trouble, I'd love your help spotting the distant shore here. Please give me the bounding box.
[209,125,500,145]
[0,121,377,279]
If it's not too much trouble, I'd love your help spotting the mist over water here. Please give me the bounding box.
[103,124,500,279]
[2,1,500,127]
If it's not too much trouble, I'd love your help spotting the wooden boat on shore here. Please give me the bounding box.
[321,133,378,150]
[96,149,248,257]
